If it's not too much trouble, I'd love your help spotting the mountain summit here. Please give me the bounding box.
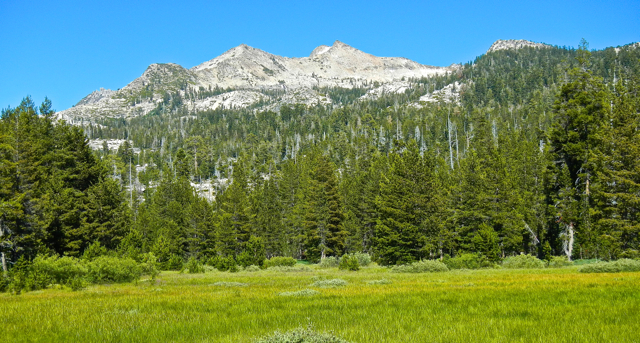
[487,39,551,53]
[56,41,455,123]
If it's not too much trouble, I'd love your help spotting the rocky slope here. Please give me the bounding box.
[487,39,551,53]
[56,40,458,123]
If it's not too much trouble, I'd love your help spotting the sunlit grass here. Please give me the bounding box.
[1,267,638,342]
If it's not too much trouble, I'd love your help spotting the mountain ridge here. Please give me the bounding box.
[56,39,553,123]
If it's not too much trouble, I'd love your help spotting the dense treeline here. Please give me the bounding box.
[1,42,639,278]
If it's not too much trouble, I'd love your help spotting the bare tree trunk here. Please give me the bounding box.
[129,156,133,207]
[0,222,6,274]
[1,252,7,274]
[563,223,574,261]
[455,129,460,169]
[447,108,454,170]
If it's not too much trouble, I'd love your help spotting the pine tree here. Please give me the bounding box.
[594,80,640,258]
[547,40,609,259]
[375,140,438,265]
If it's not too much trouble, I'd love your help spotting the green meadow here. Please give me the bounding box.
[1,267,639,343]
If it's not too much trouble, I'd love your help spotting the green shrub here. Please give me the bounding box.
[548,256,573,268]
[619,250,640,259]
[338,254,360,271]
[0,274,9,292]
[391,260,449,273]
[579,259,640,273]
[86,256,142,283]
[203,265,217,273]
[208,256,237,272]
[278,289,320,297]
[444,253,493,269]
[353,252,372,267]
[318,256,339,268]
[244,265,261,272]
[183,257,205,274]
[264,256,297,268]
[366,279,392,285]
[255,325,350,343]
[502,254,546,269]
[32,255,86,287]
[67,276,86,291]
[82,241,108,261]
[5,254,157,293]
[140,252,160,280]
[8,256,32,293]
[166,254,184,271]
[311,278,348,288]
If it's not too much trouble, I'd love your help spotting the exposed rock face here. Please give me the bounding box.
[419,81,463,104]
[487,39,551,53]
[188,90,266,112]
[360,81,412,101]
[56,40,455,122]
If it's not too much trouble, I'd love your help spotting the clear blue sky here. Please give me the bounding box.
[1,0,638,111]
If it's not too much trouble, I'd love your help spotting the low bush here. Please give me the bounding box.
[338,255,359,271]
[548,256,573,268]
[311,279,348,288]
[578,259,640,273]
[278,289,320,297]
[318,256,339,268]
[183,257,205,274]
[264,256,297,268]
[502,254,546,269]
[82,241,108,261]
[353,252,372,267]
[244,265,261,272]
[0,274,9,292]
[255,325,350,343]
[139,253,160,280]
[86,256,142,283]
[208,256,237,272]
[444,253,493,269]
[619,250,639,259]
[366,279,392,285]
[32,255,87,286]
[166,254,184,271]
[203,265,217,273]
[2,253,159,293]
[391,260,449,273]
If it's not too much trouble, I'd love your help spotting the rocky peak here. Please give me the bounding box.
[310,45,331,57]
[75,88,116,106]
[488,39,550,53]
[191,44,277,72]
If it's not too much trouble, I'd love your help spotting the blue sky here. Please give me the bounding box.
[1,0,638,111]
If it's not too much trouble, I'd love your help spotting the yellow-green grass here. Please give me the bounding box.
[1,267,639,342]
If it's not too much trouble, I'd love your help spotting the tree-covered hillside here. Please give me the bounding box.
[2,41,639,275]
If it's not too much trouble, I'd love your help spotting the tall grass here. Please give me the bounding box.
[0,267,638,342]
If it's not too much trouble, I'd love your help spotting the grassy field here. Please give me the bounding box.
[1,266,639,342]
